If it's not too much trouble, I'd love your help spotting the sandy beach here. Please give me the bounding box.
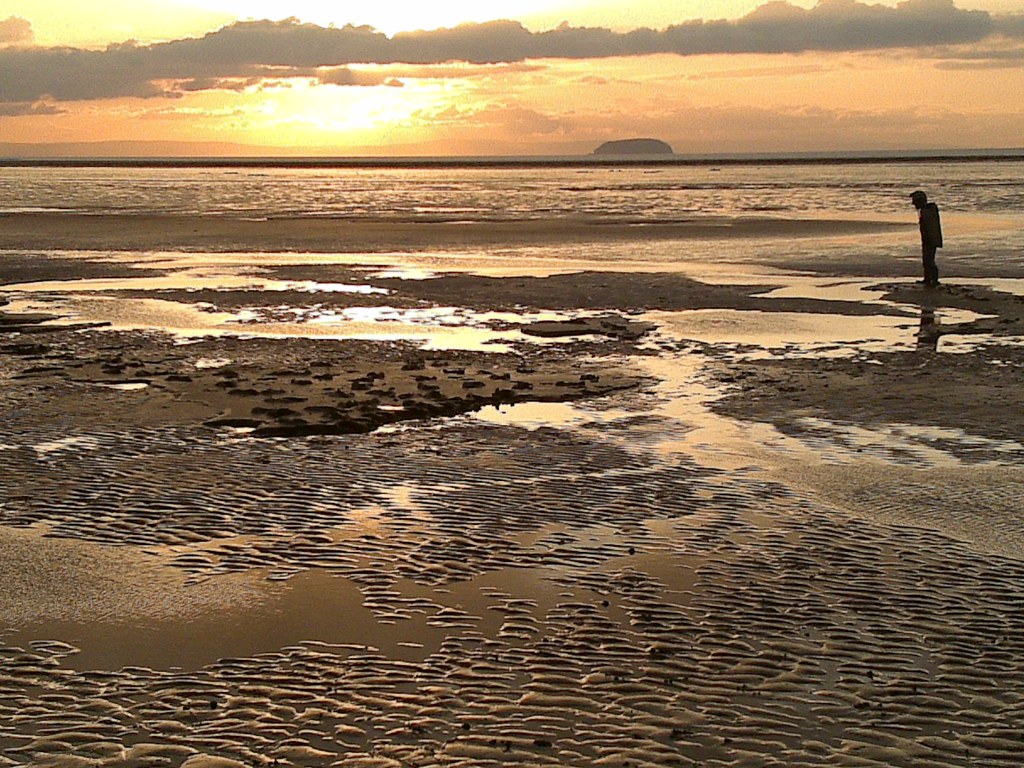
[2,209,1024,767]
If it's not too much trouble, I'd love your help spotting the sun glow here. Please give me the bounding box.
[187,77,469,150]
[4,1,1024,156]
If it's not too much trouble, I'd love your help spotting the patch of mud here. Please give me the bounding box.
[373,271,914,315]
[0,252,163,286]
[1,330,642,437]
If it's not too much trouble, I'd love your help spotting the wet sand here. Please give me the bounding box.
[2,223,1024,767]
[0,212,907,253]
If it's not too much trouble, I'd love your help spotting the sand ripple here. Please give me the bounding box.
[2,411,1024,765]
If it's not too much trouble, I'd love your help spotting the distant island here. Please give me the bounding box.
[592,138,674,156]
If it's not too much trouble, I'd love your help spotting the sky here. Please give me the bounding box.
[1,0,1023,156]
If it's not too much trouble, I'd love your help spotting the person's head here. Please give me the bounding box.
[910,190,928,209]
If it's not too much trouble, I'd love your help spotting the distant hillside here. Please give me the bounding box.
[593,138,674,156]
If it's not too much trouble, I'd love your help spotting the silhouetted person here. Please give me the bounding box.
[910,190,942,286]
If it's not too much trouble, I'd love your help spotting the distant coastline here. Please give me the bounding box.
[1,149,1023,169]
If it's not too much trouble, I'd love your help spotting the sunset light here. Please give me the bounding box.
[4,2,1024,765]
[2,1,1023,156]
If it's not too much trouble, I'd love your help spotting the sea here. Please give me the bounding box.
[2,157,1023,218]
[2,156,1023,271]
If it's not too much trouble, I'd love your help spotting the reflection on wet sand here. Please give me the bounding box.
[10,569,387,672]
[4,270,390,296]
[646,308,915,351]
[917,305,940,350]
[3,295,529,351]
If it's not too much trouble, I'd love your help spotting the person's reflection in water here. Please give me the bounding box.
[917,305,940,351]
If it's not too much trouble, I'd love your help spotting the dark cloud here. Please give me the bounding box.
[0,16,33,46]
[993,13,1024,38]
[0,46,167,101]
[374,62,546,80]
[531,0,1000,57]
[686,0,992,52]
[0,101,63,117]
[175,77,260,93]
[391,19,537,63]
[934,57,1024,69]
[1,1,1021,105]
[931,44,1024,68]
[0,19,391,103]
[318,67,404,87]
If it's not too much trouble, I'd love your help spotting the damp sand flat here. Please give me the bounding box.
[3,237,1024,765]
[0,211,907,253]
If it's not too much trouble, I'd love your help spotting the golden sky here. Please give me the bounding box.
[1,0,1023,155]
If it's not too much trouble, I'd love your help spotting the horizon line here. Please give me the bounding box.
[2,148,1024,169]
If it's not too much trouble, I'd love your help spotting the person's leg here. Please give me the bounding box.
[923,245,939,285]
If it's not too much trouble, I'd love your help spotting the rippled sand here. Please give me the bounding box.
[2,241,1024,766]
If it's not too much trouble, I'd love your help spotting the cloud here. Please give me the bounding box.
[707,0,988,51]
[175,77,260,92]
[0,16,33,46]
[391,19,538,64]
[993,13,1024,39]
[688,63,830,81]
[930,44,1024,69]
[318,67,404,87]
[373,62,546,81]
[542,0,1002,57]
[1,2,1021,105]
[0,101,63,117]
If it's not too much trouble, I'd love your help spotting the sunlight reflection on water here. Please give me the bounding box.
[646,309,916,349]
[3,295,539,352]
[5,269,389,295]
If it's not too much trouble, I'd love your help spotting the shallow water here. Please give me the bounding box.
[3,295,536,351]
[2,161,1022,219]
[10,568,435,672]
[5,271,1004,357]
